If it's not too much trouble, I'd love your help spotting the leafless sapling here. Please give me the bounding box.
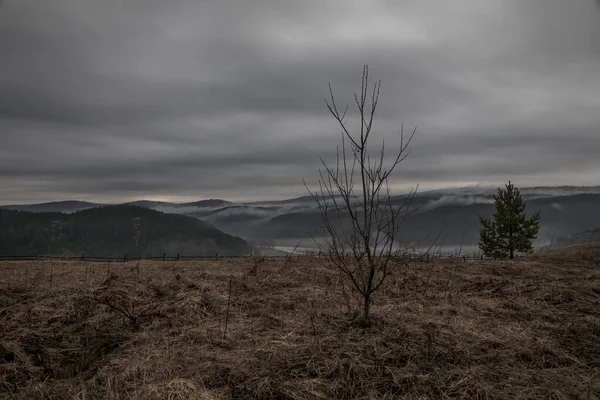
[304,65,428,321]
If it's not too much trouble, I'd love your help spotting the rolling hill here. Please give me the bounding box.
[0,205,250,257]
[2,185,599,250]
[546,227,600,248]
[0,201,101,214]
[180,189,600,248]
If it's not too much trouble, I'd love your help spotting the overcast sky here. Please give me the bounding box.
[1,0,599,204]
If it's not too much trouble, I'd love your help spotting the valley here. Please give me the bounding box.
[3,185,599,256]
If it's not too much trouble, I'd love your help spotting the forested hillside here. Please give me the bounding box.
[0,205,250,257]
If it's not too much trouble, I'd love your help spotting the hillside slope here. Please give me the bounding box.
[238,193,600,245]
[548,228,600,248]
[0,205,250,257]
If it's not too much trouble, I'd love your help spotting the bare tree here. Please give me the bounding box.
[304,65,424,321]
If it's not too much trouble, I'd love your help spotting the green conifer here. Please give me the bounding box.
[479,181,541,259]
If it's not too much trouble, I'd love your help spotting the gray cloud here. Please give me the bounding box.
[1,0,599,204]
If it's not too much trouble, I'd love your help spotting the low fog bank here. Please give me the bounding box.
[267,243,552,258]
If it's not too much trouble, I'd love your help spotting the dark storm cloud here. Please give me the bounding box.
[1,0,599,203]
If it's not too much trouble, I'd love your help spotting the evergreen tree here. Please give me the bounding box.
[478,181,541,259]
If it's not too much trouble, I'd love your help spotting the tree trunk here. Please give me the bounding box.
[363,292,371,321]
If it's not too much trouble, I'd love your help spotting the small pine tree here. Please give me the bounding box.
[479,181,541,259]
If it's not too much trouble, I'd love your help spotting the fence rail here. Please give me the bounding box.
[0,252,489,263]
[0,254,260,262]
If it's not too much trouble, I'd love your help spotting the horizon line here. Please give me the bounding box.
[1,183,599,207]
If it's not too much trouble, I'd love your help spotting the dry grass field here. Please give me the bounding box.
[0,245,599,399]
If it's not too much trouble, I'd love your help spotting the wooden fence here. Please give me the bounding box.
[0,253,249,262]
[0,252,488,263]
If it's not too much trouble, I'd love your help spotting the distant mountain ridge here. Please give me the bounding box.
[2,185,599,249]
[3,185,599,213]
[1,201,102,214]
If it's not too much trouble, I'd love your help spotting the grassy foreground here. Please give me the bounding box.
[0,245,599,399]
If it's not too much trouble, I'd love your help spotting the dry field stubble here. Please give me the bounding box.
[0,245,599,399]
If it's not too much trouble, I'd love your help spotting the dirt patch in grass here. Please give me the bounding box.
[0,246,599,399]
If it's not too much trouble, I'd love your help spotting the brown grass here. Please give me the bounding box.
[0,245,599,399]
